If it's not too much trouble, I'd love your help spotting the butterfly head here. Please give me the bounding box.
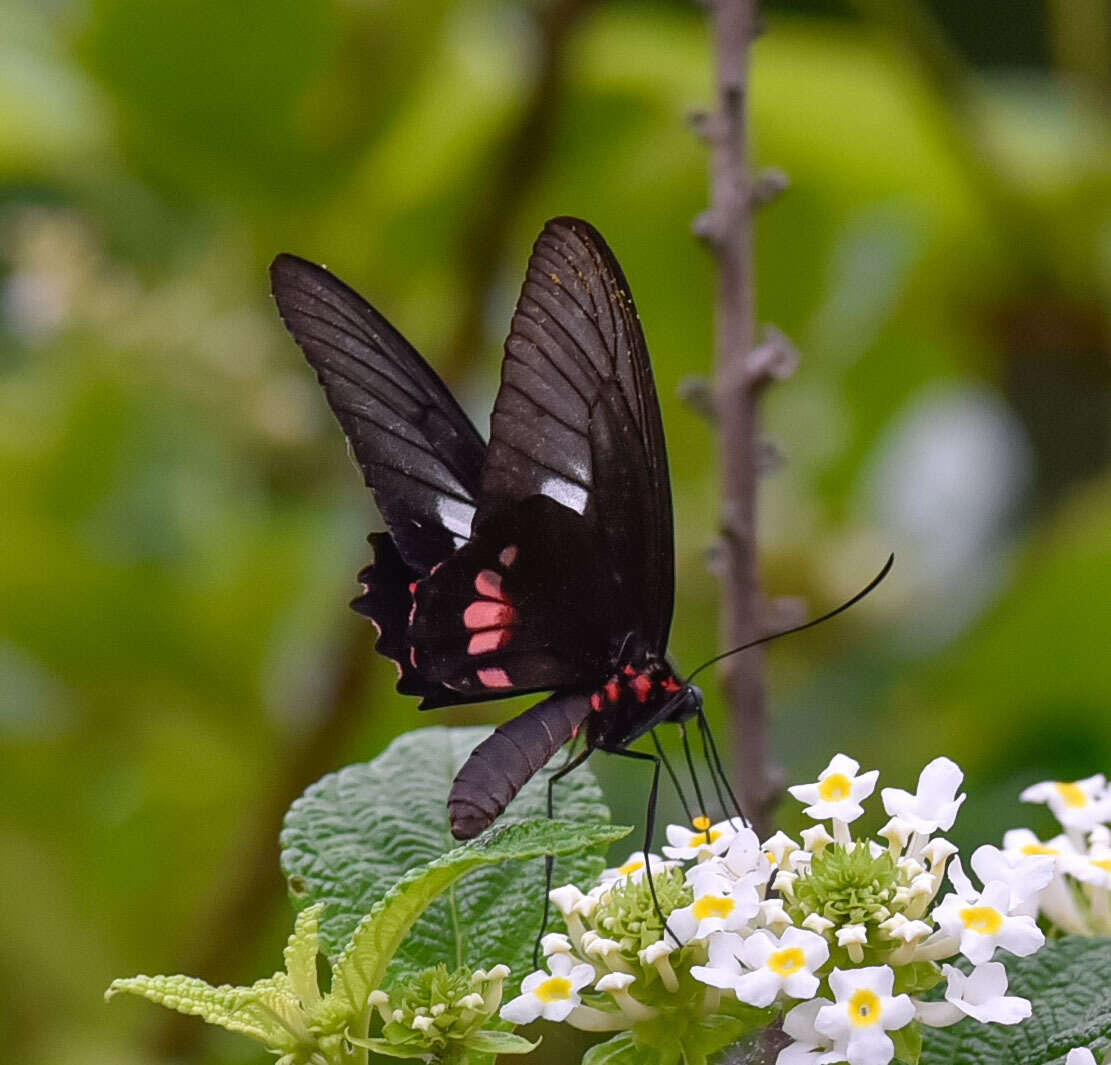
[667,682,703,724]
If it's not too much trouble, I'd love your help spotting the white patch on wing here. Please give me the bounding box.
[435,496,475,539]
[540,476,588,514]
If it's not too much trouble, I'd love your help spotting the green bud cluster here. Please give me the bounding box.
[369,963,510,1057]
[788,844,897,930]
[593,868,693,955]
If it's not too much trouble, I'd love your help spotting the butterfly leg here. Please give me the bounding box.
[680,723,711,828]
[650,729,695,825]
[695,706,749,828]
[533,745,595,967]
[605,746,680,948]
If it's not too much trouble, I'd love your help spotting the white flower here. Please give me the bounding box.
[732,928,829,1007]
[917,963,1030,1026]
[500,953,595,1024]
[1066,1050,1098,1065]
[969,844,1055,909]
[548,885,588,917]
[933,861,1044,965]
[764,830,802,869]
[836,924,868,964]
[1064,843,1111,890]
[601,851,672,884]
[540,932,572,956]
[669,867,762,942]
[663,817,745,861]
[788,754,879,826]
[1001,827,1074,868]
[881,757,966,835]
[814,966,915,1065]
[778,999,841,1065]
[1021,775,1111,833]
[690,931,746,991]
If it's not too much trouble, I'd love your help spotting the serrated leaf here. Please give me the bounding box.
[281,725,614,985]
[105,973,296,1049]
[284,903,323,1010]
[324,818,630,1020]
[462,1029,540,1054]
[920,937,1111,1065]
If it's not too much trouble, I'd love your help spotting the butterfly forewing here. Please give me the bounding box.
[270,254,485,573]
[479,218,675,653]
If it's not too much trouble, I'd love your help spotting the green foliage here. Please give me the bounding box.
[921,937,1111,1065]
[281,726,614,986]
[110,801,625,1064]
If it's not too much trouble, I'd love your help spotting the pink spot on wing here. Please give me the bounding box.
[410,646,419,668]
[463,601,515,630]
[632,673,652,703]
[605,680,621,703]
[477,667,513,689]
[662,677,681,693]
[467,629,510,655]
[499,545,518,568]
[590,692,603,712]
[623,664,636,676]
[474,569,504,600]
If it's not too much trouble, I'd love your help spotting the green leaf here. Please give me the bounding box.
[284,903,324,1011]
[893,962,943,997]
[582,1031,641,1065]
[891,1021,922,1065]
[104,973,297,1049]
[921,937,1111,1065]
[342,1033,433,1059]
[322,818,630,1023]
[281,725,614,985]
[462,1029,541,1054]
[685,1009,778,1065]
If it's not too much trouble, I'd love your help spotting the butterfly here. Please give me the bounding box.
[271,217,720,842]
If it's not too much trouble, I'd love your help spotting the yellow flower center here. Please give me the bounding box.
[692,815,712,831]
[767,947,805,977]
[848,988,882,1027]
[1054,782,1088,808]
[534,977,572,1003]
[765,851,778,866]
[692,895,735,922]
[818,773,852,803]
[1091,859,1111,875]
[960,906,1003,935]
[618,858,645,876]
[1021,843,1057,856]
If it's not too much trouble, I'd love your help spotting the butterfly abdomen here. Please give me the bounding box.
[448,691,592,839]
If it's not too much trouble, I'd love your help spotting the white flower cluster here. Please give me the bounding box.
[995,774,1111,936]
[502,754,1047,1065]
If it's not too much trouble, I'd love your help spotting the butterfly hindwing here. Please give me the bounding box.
[270,254,486,573]
[479,217,675,653]
[409,495,619,702]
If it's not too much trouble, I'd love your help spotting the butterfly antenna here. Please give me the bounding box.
[685,553,894,684]
[651,729,694,825]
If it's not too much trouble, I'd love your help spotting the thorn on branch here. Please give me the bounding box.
[677,375,716,422]
[751,167,790,209]
[692,209,728,249]
[687,109,725,144]
[756,438,784,476]
[719,324,800,395]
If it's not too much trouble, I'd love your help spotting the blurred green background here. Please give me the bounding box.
[2,0,1110,1060]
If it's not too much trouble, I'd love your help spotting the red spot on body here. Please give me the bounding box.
[662,677,681,693]
[408,582,417,594]
[590,692,603,711]
[467,629,510,655]
[604,680,621,703]
[463,601,515,630]
[474,569,505,600]
[632,673,653,702]
[477,667,513,689]
[499,545,518,568]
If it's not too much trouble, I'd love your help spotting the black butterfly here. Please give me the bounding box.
[271,217,716,841]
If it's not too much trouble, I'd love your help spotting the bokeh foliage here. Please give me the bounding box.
[1,0,1109,1062]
